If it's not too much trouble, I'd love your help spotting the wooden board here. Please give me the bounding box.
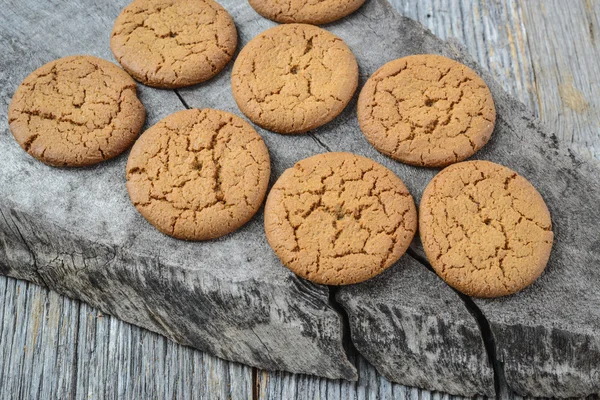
[0,276,253,399]
[1,0,599,399]
[0,0,356,382]
[265,0,600,395]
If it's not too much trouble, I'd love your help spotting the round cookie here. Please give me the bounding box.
[357,54,496,168]
[126,108,271,241]
[111,0,237,88]
[419,160,554,298]
[248,0,365,25]
[264,152,417,285]
[231,24,358,134]
[8,55,145,167]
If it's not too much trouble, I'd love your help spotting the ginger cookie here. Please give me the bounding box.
[8,55,145,167]
[419,160,554,298]
[357,54,496,168]
[264,152,417,285]
[248,0,365,25]
[231,24,358,134]
[126,108,270,241]
[111,0,237,88]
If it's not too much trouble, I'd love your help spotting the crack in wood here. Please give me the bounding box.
[405,248,502,399]
[174,89,191,110]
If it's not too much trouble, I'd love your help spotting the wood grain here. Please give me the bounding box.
[521,0,600,159]
[260,0,600,398]
[0,276,253,400]
[0,0,356,384]
[1,0,599,399]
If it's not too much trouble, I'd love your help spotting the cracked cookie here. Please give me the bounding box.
[126,108,271,240]
[111,0,237,88]
[264,152,417,285]
[357,54,496,167]
[8,55,145,167]
[248,0,365,25]
[419,160,554,298]
[231,23,358,134]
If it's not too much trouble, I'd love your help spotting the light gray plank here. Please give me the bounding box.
[0,275,253,400]
[0,277,78,400]
[73,294,252,400]
[520,0,600,159]
[259,348,488,400]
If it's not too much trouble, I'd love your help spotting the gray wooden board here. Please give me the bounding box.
[262,0,600,397]
[1,0,600,399]
[0,276,253,400]
[257,345,488,400]
[175,0,494,396]
[328,1,600,397]
[336,256,494,396]
[521,0,600,160]
[0,0,354,383]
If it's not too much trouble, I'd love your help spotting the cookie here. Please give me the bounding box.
[248,0,365,25]
[264,152,417,285]
[357,54,496,167]
[419,160,554,298]
[111,0,237,88]
[126,108,271,240]
[231,23,358,134]
[8,56,145,167]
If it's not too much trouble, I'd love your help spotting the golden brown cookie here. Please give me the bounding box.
[357,54,496,168]
[111,0,237,88]
[231,24,358,134]
[248,0,365,25]
[419,160,554,298]
[126,108,271,240]
[8,55,145,167]
[264,152,417,285]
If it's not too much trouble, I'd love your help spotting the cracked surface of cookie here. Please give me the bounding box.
[111,0,237,88]
[264,152,417,285]
[420,160,554,298]
[8,55,145,167]
[231,23,358,134]
[248,0,365,25]
[126,108,271,240]
[358,54,496,167]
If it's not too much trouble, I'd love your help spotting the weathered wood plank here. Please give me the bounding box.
[74,301,253,400]
[260,0,538,398]
[316,0,600,397]
[259,346,489,400]
[521,0,600,159]
[0,0,355,382]
[0,275,253,400]
[177,0,495,395]
[0,278,78,400]
[2,0,600,399]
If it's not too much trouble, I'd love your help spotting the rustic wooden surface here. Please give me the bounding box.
[1,0,598,399]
